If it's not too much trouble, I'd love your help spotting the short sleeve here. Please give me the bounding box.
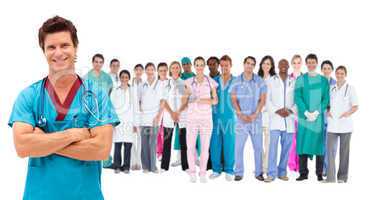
[230,78,239,95]
[8,87,36,128]
[209,77,218,89]
[350,85,359,106]
[260,79,267,94]
[87,82,120,128]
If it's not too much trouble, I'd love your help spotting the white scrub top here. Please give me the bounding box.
[266,75,296,133]
[327,82,358,133]
[162,78,187,128]
[110,86,135,143]
[139,79,165,126]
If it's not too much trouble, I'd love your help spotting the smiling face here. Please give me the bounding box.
[170,63,181,78]
[322,64,333,78]
[92,57,104,72]
[278,60,289,74]
[145,65,156,79]
[306,58,318,72]
[335,68,346,82]
[110,61,120,74]
[220,60,232,75]
[194,59,206,75]
[134,67,143,78]
[43,31,77,75]
[158,66,168,80]
[261,58,272,76]
[208,58,219,73]
[244,58,256,74]
[120,73,130,85]
[291,57,302,72]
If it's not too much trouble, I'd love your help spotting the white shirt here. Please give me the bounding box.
[139,79,166,126]
[327,82,358,133]
[110,86,134,143]
[162,77,187,128]
[131,78,143,127]
[266,74,296,133]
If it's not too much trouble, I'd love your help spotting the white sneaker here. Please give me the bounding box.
[200,175,207,183]
[264,176,274,183]
[209,172,221,179]
[160,169,167,173]
[189,174,197,183]
[143,169,149,174]
[171,160,181,167]
[225,174,234,182]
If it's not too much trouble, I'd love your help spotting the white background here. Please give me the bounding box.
[0,0,368,199]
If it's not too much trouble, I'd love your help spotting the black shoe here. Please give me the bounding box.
[255,174,264,181]
[296,175,308,181]
[234,176,243,181]
[317,175,324,182]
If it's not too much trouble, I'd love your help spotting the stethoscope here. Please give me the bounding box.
[331,83,349,97]
[190,75,214,99]
[37,75,111,128]
[142,79,159,90]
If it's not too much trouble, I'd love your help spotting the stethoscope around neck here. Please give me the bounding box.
[190,75,214,99]
[37,75,111,128]
[331,83,349,97]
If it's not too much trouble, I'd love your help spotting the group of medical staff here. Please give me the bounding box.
[97,52,358,184]
[9,15,359,200]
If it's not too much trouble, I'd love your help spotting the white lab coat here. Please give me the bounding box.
[110,86,134,143]
[266,74,296,133]
[327,82,358,133]
[131,78,143,127]
[139,79,166,127]
[162,78,187,128]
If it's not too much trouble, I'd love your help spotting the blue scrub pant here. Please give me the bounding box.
[210,118,235,174]
[267,130,293,179]
[234,127,263,177]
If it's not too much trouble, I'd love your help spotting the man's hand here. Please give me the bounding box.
[67,128,91,142]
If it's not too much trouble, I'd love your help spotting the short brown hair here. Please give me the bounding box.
[38,16,78,51]
[220,55,232,65]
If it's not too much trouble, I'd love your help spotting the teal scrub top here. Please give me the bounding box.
[8,77,120,200]
[84,70,114,95]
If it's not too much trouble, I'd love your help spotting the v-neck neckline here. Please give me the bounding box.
[45,77,82,121]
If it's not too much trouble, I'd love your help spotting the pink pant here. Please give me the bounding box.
[186,118,212,176]
[288,121,299,172]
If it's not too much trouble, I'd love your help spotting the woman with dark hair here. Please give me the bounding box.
[325,66,358,183]
[156,63,169,161]
[110,70,134,174]
[258,55,276,175]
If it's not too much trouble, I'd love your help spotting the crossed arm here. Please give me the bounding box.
[12,122,113,161]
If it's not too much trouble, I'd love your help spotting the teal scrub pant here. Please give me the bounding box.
[210,117,235,174]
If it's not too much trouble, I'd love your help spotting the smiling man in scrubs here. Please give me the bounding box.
[8,16,119,200]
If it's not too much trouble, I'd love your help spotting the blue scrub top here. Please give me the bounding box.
[212,75,236,119]
[230,73,267,128]
[8,77,120,200]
